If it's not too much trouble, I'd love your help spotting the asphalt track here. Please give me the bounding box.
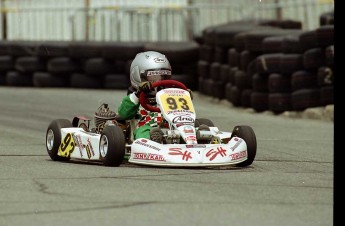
[0,87,334,226]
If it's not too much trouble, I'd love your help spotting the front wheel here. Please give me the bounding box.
[230,125,257,167]
[46,119,72,161]
[195,118,214,127]
[99,125,126,166]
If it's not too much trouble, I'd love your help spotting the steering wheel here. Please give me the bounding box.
[139,80,188,112]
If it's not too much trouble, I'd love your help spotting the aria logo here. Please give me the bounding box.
[154,57,166,63]
[172,115,194,124]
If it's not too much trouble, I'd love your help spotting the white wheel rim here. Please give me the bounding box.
[100,135,109,157]
[46,129,54,150]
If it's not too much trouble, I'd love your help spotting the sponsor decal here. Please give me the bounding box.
[85,145,92,159]
[133,153,165,161]
[72,134,84,157]
[163,89,185,94]
[166,109,194,115]
[87,138,95,156]
[185,144,206,148]
[172,115,195,124]
[230,139,242,152]
[147,69,171,77]
[206,147,227,161]
[230,150,247,160]
[183,125,194,134]
[184,135,197,143]
[168,148,192,161]
[134,140,160,151]
[153,57,167,63]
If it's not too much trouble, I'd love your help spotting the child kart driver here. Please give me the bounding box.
[117,51,173,144]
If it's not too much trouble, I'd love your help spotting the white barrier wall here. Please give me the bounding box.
[0,0,334,41]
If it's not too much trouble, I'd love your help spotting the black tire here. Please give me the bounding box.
[33,72,69,87]
[262,36,284,54]
[70,73,103,89]
[228,48,240,68]
[230,125,257,167]
[15,56,46,73]
[172,74,198,91]
[252,73,269,92]
[214,47,227,64]
[46,119,72,161]
[291,88,320,111]
[230,85,242,107]
[303,48,325,70]
[0,55,14,72]
[6,71,33,87]
[241,89,252,108]
[99,125,125,167]
[251,92,269,112]
[325,45,334,67]
[268,93,292,113]
[47,57,81,75]
[234,70,251,90]
[282,35,303,54]
[0,72,7,85]
[199,44,214,62]
[143,41,199,64]
[197,60,209,78]
[68,41,103,59]
[279,53,304,74]
[255,53,282,74]
[220,64,230,83]
[268,73,291,93]
[104,74,130,90]
[211,80,226,99]
[210,62,221,80]
[83,58,114,76]
[195,118,214,127]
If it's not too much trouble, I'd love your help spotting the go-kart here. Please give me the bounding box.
[45,80,257,168]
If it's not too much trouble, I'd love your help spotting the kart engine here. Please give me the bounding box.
[94,103,117,133]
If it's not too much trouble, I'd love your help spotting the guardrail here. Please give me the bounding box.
[0,0,334,41]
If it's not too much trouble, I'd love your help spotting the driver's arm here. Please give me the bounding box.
[118,93,140,120]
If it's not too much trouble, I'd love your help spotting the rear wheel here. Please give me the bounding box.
[230,125,257,167]
[46,119,72,161]
[99,125,126,166]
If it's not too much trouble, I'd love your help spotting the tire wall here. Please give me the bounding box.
[0,41,200,90]
[198,13,334,113]
[0,11,333,114]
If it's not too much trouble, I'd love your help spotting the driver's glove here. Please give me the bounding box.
[135,81,152,97]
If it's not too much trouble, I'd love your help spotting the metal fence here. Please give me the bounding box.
[0,0,334,41]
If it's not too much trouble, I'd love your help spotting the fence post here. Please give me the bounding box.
[0,1,6,40]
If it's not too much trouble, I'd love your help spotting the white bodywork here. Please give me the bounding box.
[57,128,103,160]
[128,88,248,167]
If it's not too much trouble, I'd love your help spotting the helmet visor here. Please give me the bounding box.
[141,69,172,82]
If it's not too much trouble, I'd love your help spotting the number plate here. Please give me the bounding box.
[158,89,194,114]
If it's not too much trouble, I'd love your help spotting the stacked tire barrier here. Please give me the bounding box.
[0,41,200,90]
[198,14,334,114]
[0,11,334,119]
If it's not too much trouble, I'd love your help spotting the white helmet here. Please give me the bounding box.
[130,51,172,90]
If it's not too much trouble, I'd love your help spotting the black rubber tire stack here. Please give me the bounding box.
[196,11,334,115]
